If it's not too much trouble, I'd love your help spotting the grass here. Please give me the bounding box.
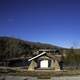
[1,69,80,79]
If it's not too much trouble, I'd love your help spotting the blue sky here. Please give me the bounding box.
[0,0,80,48]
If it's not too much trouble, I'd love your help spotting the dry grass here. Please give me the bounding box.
[1,70,80,79]
[6,70,80,78]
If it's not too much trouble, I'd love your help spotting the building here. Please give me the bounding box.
[28,49,64,71]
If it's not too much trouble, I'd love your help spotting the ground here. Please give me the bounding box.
[1,69,80,79]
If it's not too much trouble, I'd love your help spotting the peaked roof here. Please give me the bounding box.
[28,52,46,61]
[28,51,58,61]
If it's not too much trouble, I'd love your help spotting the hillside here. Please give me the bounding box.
[0,36,63,60]
[0,36,80,69]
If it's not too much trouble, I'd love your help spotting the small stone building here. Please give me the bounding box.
[28,49,64,71]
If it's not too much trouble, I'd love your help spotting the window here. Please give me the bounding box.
[40,60,48,68]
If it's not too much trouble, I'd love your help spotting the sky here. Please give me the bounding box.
[0,0,80,48]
